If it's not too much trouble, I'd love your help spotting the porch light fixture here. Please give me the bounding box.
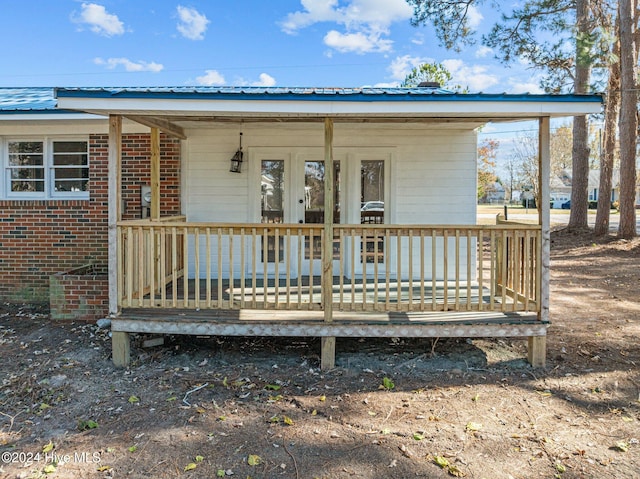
[229,132,243,173]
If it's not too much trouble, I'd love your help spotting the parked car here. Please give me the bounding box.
[561,200,571,209]
[361,201,384,211]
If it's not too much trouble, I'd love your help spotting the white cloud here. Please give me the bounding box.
[73,3,125,37]
[442,59,499,92]
[94,57,163,72]
[324,30,392,54]
[466,5,483,28]
[195,70,226,86]
[251,73,277,87]
[508,81,544,94]
[388,55,432,81]
[475,46,493,58]
[176,5,209,40]
[281,0,412,53]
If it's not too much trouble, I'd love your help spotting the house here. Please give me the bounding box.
[483,182,506,204]
[1,86,602,369]
[550,169,623,208]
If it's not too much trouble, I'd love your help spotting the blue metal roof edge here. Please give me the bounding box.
[55,87,603,104]
[0,109,84,115]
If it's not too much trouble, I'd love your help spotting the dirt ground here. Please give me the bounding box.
[1,230,639,479]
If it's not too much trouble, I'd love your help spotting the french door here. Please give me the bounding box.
[253,148,389,279]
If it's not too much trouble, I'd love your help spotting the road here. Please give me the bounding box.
[478,208,640,233]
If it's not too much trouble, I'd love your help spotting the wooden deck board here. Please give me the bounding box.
[138,278,522,309]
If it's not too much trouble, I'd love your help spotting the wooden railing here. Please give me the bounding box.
[117,220,541,314]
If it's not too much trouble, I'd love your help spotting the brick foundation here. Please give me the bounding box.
[49,265,109,321]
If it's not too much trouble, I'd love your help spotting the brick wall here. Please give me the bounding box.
[49,265,109,321]
[0,132,181,308]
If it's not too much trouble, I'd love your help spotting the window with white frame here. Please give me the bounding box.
[5,139,88,198]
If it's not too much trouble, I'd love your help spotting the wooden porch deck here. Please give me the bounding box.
[137,278,528,312]
[113,221,546,369]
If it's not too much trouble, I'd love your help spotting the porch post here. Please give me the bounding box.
[150,127,161,220]
[321,117,336,370]
[108,115,129,367]
[530,116,550,368]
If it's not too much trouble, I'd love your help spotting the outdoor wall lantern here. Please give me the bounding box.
[229,132,243,173]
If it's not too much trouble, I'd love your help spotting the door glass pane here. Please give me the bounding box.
[304,161,340,259]
[261,160,284,263]
[261,160,284,223]
[361,160,384,263]
[360,160,384,223]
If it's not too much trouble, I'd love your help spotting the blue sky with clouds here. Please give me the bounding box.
[1,0,546,94]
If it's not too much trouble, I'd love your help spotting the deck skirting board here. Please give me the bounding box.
[112,317,547,338]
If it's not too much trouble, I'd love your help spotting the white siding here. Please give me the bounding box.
[183,122,478,279]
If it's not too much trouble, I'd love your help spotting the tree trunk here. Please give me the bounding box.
[618,0,638,239]
[594,18,620,237]
[567,0,592,231]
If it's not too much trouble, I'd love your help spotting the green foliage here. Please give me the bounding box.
[407,0,613,93]
[406,0,481,51]
[402,62,451,87]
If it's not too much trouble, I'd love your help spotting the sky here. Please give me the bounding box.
[1,0,562,166]
[0,0,546,94]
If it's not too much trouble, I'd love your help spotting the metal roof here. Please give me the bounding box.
[0,87,602,123]
[0,87,57,112]
[55,86,603,104]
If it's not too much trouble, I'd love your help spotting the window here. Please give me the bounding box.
[52,141,89,193]
[8,141,44,193]
[4,139,88,198]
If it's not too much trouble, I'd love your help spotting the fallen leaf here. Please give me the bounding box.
[216,470,225,477]
[195,455,204,462]
[448,464,466,477]
[248,454,261,466]
[128,395,140,403]
[265,384,281,391]
[42,440,54,453]
[413,433,424,441]
[319,395,326,401]
[466,422,482,432]
[283,416,294,426]
[434,456,450,468]
[128,445,137,453]
[43,464,56,474]
[382,377,395,390]
[97,466,112,472]
[78,419,98,431]
[614,441,629,452]
[555,462,566,473]
[472,393,480,402]
[184,462,197,471]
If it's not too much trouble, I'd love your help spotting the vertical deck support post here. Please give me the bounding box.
[321,117,336,370]
[530,116,551,368]
[108,115,129,367]
[150,127,161,221]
